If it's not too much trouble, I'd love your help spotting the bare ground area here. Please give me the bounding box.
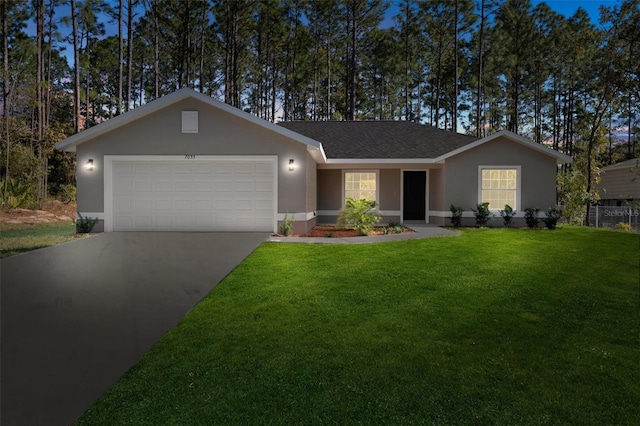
[0,201,76,231]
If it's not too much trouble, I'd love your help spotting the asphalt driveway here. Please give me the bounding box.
[1,232,269,426]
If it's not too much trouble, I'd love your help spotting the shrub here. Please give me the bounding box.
[449,204,463,227]
[76,213,98,233]
[387,221,406,234]
[1,178,36,209]
[616,222,632,232]
[58,184,77,203]
[543,207,562,230]
[472,202,492,226]
[524,207,540,228]
[499,204,516,227]
[337,198,381,236]
[279,213,294,236]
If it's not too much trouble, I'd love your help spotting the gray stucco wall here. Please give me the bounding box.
[380,169,401,210]
[444,137,558,215]
[75,98,314,228]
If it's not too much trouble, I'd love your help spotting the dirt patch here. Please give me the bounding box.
[277,225,415,238]
[0,201,76,231]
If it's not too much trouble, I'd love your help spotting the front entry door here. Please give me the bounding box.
[403,171,426,221]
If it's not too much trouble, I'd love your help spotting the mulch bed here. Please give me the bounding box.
[278,225,416,238]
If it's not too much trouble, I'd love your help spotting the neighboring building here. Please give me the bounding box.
[56,88,572,233]
[596,159,640,207]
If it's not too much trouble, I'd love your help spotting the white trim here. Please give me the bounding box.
[429,210,526,218]
[342,170,379,206]
[76,212,106,220]
[401,169,430,224]
[317,210,340,216]
[328,158,437,164]
[316,209,400,217]
[104,155,278,233]
[276,211,317,221]
[478,165,521,211]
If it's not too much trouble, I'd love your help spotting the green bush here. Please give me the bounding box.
[387,221,406,234]
[1,178,36,209]
[472,202,492,226]
[279,213,294,236]
[337,198,381,236]
[449,204,463,227]
[524,207,540,228]
[543,207,561,230]
[499,204,516,227]
[58,183,77,203]
[76,213,98,233]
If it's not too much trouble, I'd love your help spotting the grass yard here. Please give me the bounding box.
[0,222,85,258]
[78,227,639,425]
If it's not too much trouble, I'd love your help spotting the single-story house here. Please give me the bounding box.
[596,159,640,207]
[55,88,572,233]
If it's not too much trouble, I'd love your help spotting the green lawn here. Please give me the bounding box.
[78,227,639,425]
[0,222,85,258]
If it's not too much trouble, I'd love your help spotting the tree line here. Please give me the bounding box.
[1,0,639,223]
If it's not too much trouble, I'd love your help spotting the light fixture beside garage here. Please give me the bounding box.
[289,159,295,172]
[85,159,94,171]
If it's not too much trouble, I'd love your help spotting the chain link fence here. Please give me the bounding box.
[588,206,640,231]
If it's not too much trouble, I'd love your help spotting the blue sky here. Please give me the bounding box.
[530,0,620,21]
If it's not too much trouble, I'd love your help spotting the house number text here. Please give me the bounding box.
[185,155,196,159]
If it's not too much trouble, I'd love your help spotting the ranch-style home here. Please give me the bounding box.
[55,88,572,233]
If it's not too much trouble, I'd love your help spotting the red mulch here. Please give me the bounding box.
[279,225,415,238]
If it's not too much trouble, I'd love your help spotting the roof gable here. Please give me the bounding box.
[55,88,322,154]
[435,130,573,164]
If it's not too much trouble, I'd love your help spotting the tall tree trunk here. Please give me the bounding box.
[153,0,159,98]
[36,0,45,200]
[3,0,10,198]
[126,0,133,110]
[71,0,81,132]
[118,0,123,114]
[348,4,357,121]
[476,0,485,137]
[453,0,458,132]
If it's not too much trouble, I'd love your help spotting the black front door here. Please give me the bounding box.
[403,171,426,221]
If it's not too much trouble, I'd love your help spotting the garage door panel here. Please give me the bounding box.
[111,158,275,232]
[134,163,154,174]
[154,181,172,191]
[235,181,254,192]
[193,180,212,191]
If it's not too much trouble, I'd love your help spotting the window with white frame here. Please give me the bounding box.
[480,167,519,210]
[344,171,377,202]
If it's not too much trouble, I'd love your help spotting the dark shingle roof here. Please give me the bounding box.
[278,120,478,159]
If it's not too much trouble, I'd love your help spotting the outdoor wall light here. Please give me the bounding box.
[85,159,94,171]
[289,159,295,172]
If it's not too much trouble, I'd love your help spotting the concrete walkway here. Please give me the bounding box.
[1,232,269,426]
[268,223,458,244]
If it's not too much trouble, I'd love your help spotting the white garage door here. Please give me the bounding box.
[108,156,276,232]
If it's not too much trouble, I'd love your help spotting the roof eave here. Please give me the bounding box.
[326,158,437,164]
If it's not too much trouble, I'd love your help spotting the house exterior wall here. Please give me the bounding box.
[597,165,640,204]
[428,168,446,225]
[443,136,558,227]
[75,97,314,231]
[317,166,426,225]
